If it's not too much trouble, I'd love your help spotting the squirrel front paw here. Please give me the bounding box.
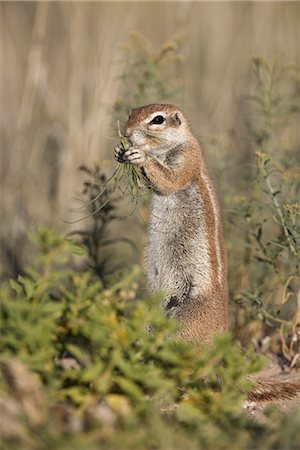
[114,144,147,166]
[114,144,127,163]
[124,148,147,166]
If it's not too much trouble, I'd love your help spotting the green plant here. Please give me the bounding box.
[227,57,300,366]
[69,165,141,282]
[68,160,150,283]
[3,227,291,450]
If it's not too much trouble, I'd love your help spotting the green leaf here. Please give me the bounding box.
[9,279,23,295]
[115,376,145,403]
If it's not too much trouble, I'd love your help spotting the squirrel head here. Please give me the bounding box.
[124,104,190,151]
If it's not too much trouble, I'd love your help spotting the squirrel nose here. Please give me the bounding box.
[124,129,131,138]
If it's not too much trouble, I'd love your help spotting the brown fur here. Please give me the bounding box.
[127,104,180,129]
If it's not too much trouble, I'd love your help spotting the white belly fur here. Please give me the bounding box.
[146,184,212,300]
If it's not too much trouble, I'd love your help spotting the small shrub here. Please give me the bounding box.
[1,227,286,450]
[226,57,300,366]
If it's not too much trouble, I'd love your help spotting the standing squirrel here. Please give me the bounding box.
[115,103,228,343]
[114,104,300,405]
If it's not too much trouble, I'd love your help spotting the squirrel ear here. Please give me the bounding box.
[170,112,182,126]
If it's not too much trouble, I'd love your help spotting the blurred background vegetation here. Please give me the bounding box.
[1,1,300,449]
[1,1,299,278]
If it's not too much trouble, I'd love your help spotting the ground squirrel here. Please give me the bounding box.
[115,103,228,344]
[114,103,300,404]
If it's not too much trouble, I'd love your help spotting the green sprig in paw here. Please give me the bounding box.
[116,121,149,197]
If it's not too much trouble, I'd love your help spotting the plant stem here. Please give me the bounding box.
[263,162,297,256]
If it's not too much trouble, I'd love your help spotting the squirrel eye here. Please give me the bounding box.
[150,115,165,125]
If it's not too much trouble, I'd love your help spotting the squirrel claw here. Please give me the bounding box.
[114,144,127,163]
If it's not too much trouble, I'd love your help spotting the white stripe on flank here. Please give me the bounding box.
[202,173,223,284]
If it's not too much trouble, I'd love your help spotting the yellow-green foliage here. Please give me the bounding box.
[1,228,300,449]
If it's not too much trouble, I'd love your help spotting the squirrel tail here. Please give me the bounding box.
[247,376,300,403]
